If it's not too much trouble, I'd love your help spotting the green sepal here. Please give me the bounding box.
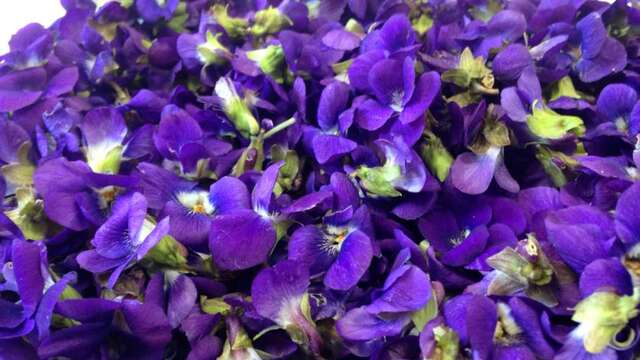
[250,7,292,37]
[197,31,230,66]
[227,98,260,138]
[572,289,640,354]
[442,48,493,90]
[200,296,232,316]
[231,136,265,177]
[145,235,188,269]
[211,4,248,38]
[420,131,453,182]
[96,144,124,174]
[432,325,460,360]
[345,19,364,35]
[332,59,353,76]
[272,145,300,193]
[247,45,285,83]
[550,76,581,101]
[354,164,403,198]
[412,13,433,35]
[527,102,585,139]
[4,187,47,240]
[167,2,189,33]
[411,289,438,330]
[1,141,35,186]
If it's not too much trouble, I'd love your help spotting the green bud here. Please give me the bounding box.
[4,187,47,240]
[215,77,260,138]
[420,132,453,182]
[411,289,438,330]
[250,7,291,37]
[247,45,285,83]
[211,4,248,38]
[355,163,403,198]
[527,102,585,139]
[201,296,232,316]
[145,235,188,269]
[550,76,581,101]
[535,146,568,187]
[197,31,230,65]
[271,145,300,193]
[572,289,640,353]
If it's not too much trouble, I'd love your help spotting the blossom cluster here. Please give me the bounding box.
[1,0,640,359]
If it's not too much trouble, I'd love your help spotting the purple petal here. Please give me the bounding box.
[367,265,431,313]
[579,258,633,297]
[596,84,637,122]
[209,176,251,215]
[154,104,203,160]
[355,98,394,131]
[399,71,441,124]
[450,148,500,195]
[12,239,44,317]
[336,306,410,341]
[441,225,490,267]
[210,210,276,271]
[317,81,350,131]
[324,230,373,290]
[322,29,361,51]
[348,50,386,92]
[312,134,357,164]
[252,161,284,213]
[251,260,309,321]
[168,275,197,328]
[615,182,640,245]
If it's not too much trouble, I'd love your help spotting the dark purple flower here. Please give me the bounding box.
[76,192,170,288]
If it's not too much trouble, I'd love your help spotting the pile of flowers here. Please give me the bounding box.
[2,0,640,358]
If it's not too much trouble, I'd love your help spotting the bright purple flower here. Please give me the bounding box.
[354,56,441,130]
[575,12,627,83]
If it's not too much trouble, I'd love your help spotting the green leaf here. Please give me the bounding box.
[527,102,585,139]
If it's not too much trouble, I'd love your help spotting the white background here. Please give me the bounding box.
[0,0,620,55]
[0,0,65,54]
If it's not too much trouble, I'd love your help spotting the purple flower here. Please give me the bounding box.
[76,192,170,288]
[353,56,441,130]
[251,260,322,355]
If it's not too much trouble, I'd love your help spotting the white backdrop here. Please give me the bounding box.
[0,0,621,55]
[0,0,65,54]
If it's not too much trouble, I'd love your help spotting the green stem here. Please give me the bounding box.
[263,117,296,139]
